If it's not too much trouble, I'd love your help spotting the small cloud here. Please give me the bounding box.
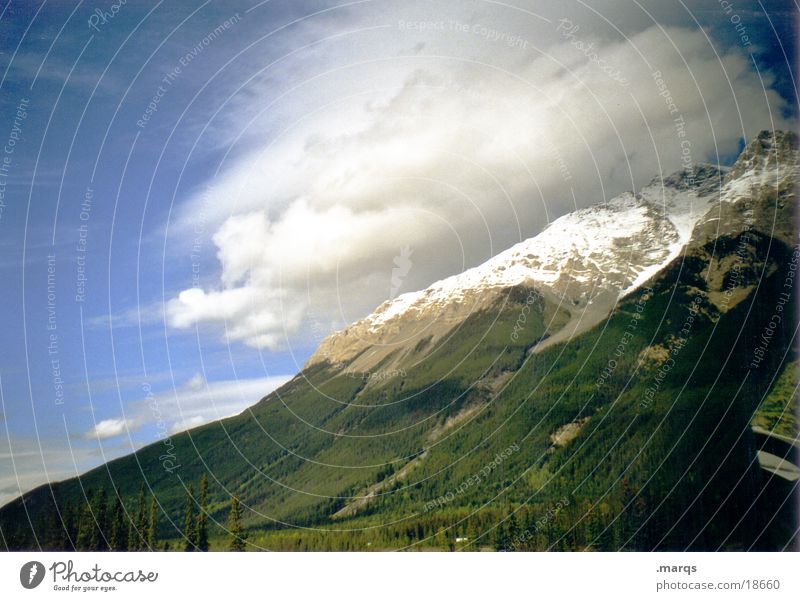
[87,302,165,330]
[185,372,206,391]
[77,375,292,443]
[85,418,135,440]
[134,374,293,437]
[0,435,118,507]
[169,415,205,435]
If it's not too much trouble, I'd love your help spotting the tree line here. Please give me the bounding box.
[37,474,248,551]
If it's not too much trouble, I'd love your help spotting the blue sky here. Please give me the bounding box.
[0,0,796,505]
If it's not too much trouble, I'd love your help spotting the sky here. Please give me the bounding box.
[0,0,796,506]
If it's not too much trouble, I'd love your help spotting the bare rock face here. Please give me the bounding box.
[685,130,799,313]
[307,131,797,373]
[691,130,799,248]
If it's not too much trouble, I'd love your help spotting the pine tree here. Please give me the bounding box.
[41,505,61,550]
[506,512,520,551]
[126,515,137,551]
[615,478,636,551]
[128,485,146,551]
[184,486,197,551]
[196,475,209,551]
[109,488,127,552]
[228,496,246,551]
[75,491,94,551]
[136,487,148,550]
[631,495,648,550]
[147,497,158,550]
[589,502,614,551]
[89,487,108,551]
[59,501,76,550]
[492,521,509,551]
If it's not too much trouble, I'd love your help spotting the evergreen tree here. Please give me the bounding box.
[492,521,509,551]
[147,496,158,550]
[228,496,246,551]
[589,502,614,551]
[75,491,94,551]
[631,495,648,550]
[128,485,146,551]
[506,511,520,551]
[109,488,127,552]
[59,501,76,551]
[196,475,209,551]
[184,486,197,551]
[136,487,148,550]
[42,504,62,550]
[89,487,108,551]
[126,515,137,551]
[615,478,636,551]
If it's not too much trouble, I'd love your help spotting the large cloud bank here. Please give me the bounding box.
[166,19,789,349]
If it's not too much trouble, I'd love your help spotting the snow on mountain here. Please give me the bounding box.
[307,131,796,370]
[364,163,725,333]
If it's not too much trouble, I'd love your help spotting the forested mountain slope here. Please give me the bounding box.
[1,131,796,551]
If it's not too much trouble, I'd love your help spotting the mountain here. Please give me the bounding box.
[308,162,735,372]
[1,130,797,551]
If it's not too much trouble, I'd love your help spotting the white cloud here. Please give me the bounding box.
[85,418,134,441]
[0,375,292,506]
[146,374,293,435]
[166,17,790,349]
[169,415,206,436]
[86,301,166,330]
[0,437,101,507]
[185,372,206,391]
[79,375,293,442]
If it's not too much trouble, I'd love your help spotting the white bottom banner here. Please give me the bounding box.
[1,552,797,599]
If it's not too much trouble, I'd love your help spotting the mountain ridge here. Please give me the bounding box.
[308,131,796,374]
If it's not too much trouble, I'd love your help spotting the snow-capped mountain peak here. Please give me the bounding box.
[364,162,726,332]
[307,131,795,371]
